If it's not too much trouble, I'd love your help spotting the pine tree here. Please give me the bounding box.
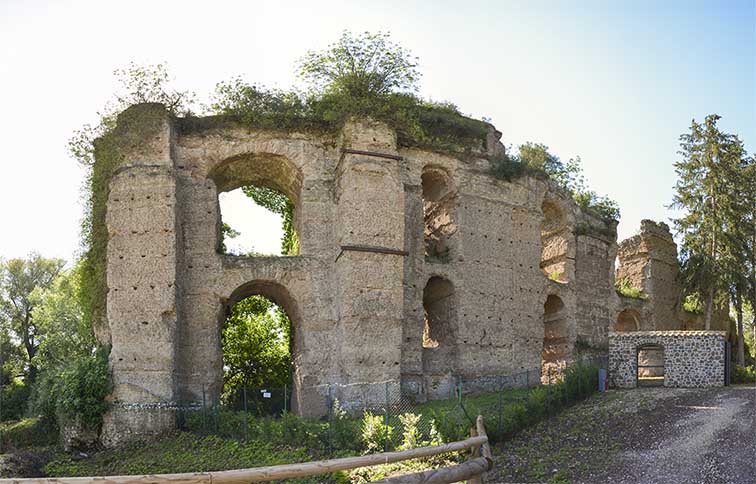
[671,115,746,330]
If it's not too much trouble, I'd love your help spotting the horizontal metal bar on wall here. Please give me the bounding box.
[342,148,404,161]
[336,245,409,261]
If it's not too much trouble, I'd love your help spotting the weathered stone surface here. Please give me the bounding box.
[608,331,726,388]
[98,104,715,444]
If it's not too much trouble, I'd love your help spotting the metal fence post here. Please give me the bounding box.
[497,375,503,438]
[384,381,390,452]
[214,398,219,434]
[243,386,248,441]
[202,384,207,433]
[327,384,333,455]
[456,377,462,438]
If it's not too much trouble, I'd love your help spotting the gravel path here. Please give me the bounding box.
[490,385,756,484]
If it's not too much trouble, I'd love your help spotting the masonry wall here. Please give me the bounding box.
[100,103,631,443]
[608,331,726,388]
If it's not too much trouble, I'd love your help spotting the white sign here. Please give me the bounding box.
[263,392,271,398]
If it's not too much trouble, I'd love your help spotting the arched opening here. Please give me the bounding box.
[422,167,457,262]
[541,200,569,282]
[616,309,641,332]
[637,343,664,387]
[542,294,569,383]
[422,276,457,373]
[220,281,300,414]
[210,153,302,257]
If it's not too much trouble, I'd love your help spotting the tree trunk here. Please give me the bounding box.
[735,292,745,366]
[704,285,714,330]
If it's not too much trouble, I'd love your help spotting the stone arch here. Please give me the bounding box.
[542,294,569,381]
[636,343,664,386]
[541,198,570,282]
[616,308,641,332]
[421,166,457,261]
[208,153,304,255]
[221,279,304,408]
[422,276,457,374]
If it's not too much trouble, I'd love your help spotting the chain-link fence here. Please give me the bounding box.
[175,356,608,453]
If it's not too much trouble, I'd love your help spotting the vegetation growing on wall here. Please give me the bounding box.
[491,142,620,221]
[615,278,645,299]
[206,31,490,152]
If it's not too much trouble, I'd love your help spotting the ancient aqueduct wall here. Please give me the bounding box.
[96,103,728,444]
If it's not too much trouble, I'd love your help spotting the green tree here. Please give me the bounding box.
[735,158,756,367]
[221,296,292,401]
[671,114,746,330]
[31,262,95,373]
[241,186,299,256]
[0,254,65,383]
[299,31,420,98]
[69,62,195,167]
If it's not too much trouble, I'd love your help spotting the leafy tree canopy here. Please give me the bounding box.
[298,31,421,98]
[221,296,292,402]
[0,254,65,383]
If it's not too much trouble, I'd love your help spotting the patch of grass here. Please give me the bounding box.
[44,432,336,482]
[37,366,598,480]
[0,417,57,450]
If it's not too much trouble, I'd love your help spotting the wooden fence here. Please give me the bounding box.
[1,416,493,484]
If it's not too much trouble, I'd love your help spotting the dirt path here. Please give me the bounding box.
[490,385,756,484]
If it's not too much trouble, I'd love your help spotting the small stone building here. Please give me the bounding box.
[95,103,729,444]
[608,331,726,388]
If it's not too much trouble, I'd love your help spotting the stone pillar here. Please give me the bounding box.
[334,118,405,405]
[616,220,680,330]
[100,103,179,445]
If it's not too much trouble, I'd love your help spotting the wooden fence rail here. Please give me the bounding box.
[1,417,493,484]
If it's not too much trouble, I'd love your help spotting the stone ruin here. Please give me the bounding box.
[95,103,728,445]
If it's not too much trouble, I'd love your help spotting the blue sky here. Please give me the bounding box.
[0,0,753,259]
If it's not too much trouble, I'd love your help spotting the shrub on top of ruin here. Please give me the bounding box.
[615,277,645,299]
[299,31,420,99]
[491,143,620,221]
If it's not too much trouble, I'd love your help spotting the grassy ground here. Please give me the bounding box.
[1,366,599,480]
[489,387,696,483]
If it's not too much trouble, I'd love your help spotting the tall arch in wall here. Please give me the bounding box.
[542,294,569,381]
[422,276,457,375]
[222,280,304,410]
[421,166,457,261]
[541,199,570,282]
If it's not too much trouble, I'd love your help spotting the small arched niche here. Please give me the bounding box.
[616,309,641,332]
[542,294,569,382]
[209,153,303,257]
[422,276,457,373]
[637,343,664,387]
[421,166,457,262]
[541,199,570,282]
